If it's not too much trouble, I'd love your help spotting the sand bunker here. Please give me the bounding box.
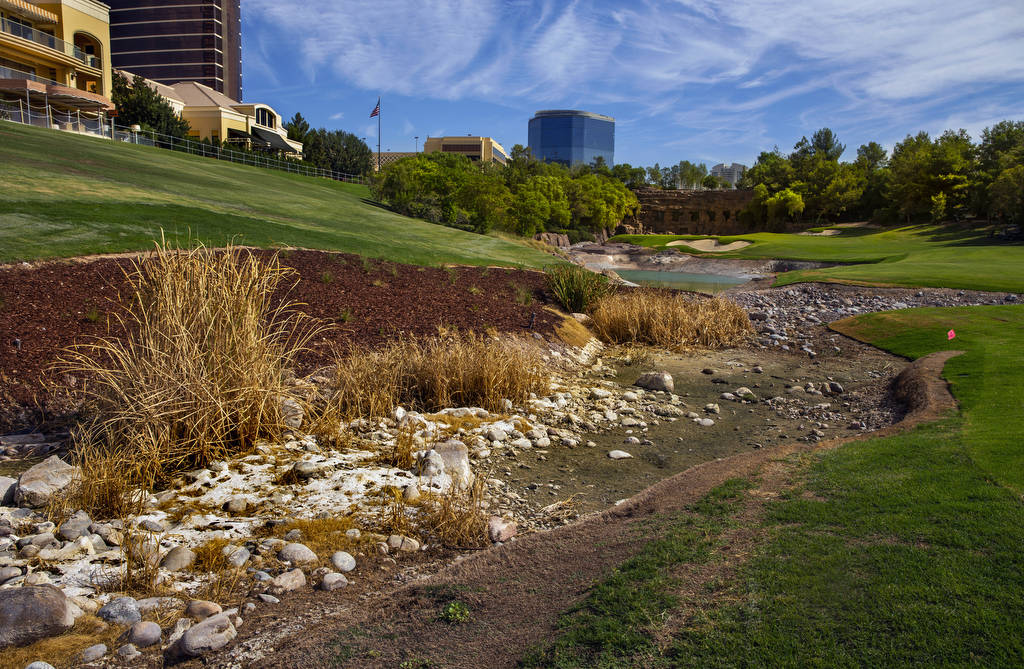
[666,239,752,252]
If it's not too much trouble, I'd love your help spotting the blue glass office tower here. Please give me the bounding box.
[528,110,615,166]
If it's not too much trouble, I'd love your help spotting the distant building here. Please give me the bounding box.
[106,0,242,101]
[528,109,614,166]
[0,0,115,115]
[422,136,509,165]
[711,162,747,187]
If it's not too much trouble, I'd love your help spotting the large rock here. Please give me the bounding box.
[319,572,348,591]
[277,542,317,564]
[126,620,161,648]
[185,600,221,621]
[415,450,445,478]
[14,456,79,508]
[0,586,75,649]
[0,476,16,505]
[268,568,306,595]
[161,545,196,572]
[635,371,674,393]
[97,596,141,626]
[167,612,237,658]
[488,516,517,543]
[434,440,472,488]
[330,551,356,573]
[58,510,92,541]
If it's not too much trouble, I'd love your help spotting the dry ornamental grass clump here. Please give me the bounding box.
[57,240,324,518]
[589,289,754,351]
[319,330,550,421]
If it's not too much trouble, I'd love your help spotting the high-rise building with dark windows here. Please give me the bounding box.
[528,109,615,167]
[106,0,241,101]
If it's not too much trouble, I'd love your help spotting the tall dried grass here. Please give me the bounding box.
[418,476,489,548]
[589,289,754,351]
[319,331,549,421]
[57,240,324,518]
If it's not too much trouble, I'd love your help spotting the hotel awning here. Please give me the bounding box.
[251,126,296,152]
[227,128,251,140]
[0,0,58,24]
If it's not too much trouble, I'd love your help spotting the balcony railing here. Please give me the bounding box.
[0,16,94,67]
[0,63,60,85]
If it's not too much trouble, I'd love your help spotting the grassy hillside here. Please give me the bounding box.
[611,226,1024,293]
[0,122,554,268]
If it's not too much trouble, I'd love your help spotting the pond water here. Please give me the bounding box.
[615,269,749,294]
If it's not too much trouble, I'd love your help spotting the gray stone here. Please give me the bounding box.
[330,551,356,573]
[224,546,250,567]
[81,643,108,662]
[319,572,348,591]
[225,498,248,514]
[283,529,303,541]
[0,476,15,505]
[257,593,280,604]
[635,371,674,393]
[590,387,612,400]
[160,546,196,572]
[268,568,306,595]
[280,397,304,429]
[415,450,445,478]
[488,516,517,542]
[136,518,164,533]
[97,596,141,626]
[24,663,57,669]
[57,510,92,541]
[608,450,633,460]
[185,600,222,621]
[136,596,182,614]
[826,381,845,395]
[0,586,74,649]
[434,440,472,488]
[485,428,507,442]
[14,456,79,508]
[292,461,323,479]
[696,418,715,427]
[127,621,161,648]
[0,566,20,584]
[402,484,420,503]
[386,534,420,552]
[116,643,141,660]
[168,611,237,658]
[277,542,317,564]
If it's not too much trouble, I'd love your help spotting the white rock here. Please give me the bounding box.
[608,450,633,460]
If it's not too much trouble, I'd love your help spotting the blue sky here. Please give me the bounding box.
[242,0,1024,168]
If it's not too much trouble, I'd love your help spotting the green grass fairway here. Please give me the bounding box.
[529,306,1024,667]
[0,122,555,268]
[610,227,1024,293]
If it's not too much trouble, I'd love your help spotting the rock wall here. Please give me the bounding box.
[626,188,755,235]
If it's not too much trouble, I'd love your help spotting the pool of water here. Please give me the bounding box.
[616,269,749,294]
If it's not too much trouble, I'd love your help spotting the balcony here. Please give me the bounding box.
[0,16,97,69]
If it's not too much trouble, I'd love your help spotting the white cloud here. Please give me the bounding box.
[403,119,415,134]
[329,112,344,121]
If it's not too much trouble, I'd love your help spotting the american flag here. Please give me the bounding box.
[369,98,380,118]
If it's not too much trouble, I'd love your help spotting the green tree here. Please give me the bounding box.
[110,72,190,138]
[989,165,1024,223]
[610,162,649,189]
[303,128,372,175]
[284,112,311,142]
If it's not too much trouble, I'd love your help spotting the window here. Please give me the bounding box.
[255,108,275,128]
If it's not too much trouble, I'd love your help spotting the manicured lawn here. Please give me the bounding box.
[527,306,1024,667]
[0,122,555,268]
[610,227,1024,293]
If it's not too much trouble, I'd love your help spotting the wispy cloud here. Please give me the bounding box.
[329,112,344,121]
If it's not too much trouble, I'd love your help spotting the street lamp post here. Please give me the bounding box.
[415,135,419,153]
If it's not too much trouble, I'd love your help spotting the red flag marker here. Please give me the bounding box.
[947,329,956,340]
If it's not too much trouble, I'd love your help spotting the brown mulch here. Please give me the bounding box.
[212,351,961,669]
[0,250,560,433]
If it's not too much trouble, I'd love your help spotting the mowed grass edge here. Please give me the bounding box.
[610,228,1024,293]
[524,305,1024,667]
[0,122,555,268]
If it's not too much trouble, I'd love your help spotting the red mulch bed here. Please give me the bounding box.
[0,250,560,432]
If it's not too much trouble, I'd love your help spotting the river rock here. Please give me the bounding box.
[126,620,161,648]
[268,568,306,595]
[168,612,237,658]
[58,510,92,541]
[0,477,15,505]
[116,643,141,660]
[185,600,221,621]
[280,397,304,429]
[434,440,472,488]
[416,450,445,478]
[608,450,633,459]
[161,545,196,572]
[0,586,75,649]
[635,371,674,392]
[278,542,317,564]
[319,572,348,591]
[14,456,79,508]
[98,597,141,626]
[330,551,356,573]
[590,387,612,400]
[81,643,107,662]
[488,516,517,542]
[387,534,420,552]
[25,663,57,669]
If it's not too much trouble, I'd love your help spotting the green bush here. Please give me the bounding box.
[546,264,610,313]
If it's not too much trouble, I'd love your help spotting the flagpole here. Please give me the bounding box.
[377,96,381,172]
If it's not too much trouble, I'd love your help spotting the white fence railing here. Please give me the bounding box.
[0,98,368,185]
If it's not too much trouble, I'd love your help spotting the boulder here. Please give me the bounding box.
[14,456,79,508]
[635,371,674,393]
[319,573,348,591]
[167,611,237,658]
[488,516,517,543]
[387,535,420,552]
[277,542,317,564]
[0,586,75,649]
[330,551,356,573]
[268,568,306,595]
[97,596,141,626]
[160,546,196,572]
[185,600,221,621]
[415,450,445,478]
[434,440,472,488]
[0,476,15,505]
[126,620,161,648]
[58,510,93,541]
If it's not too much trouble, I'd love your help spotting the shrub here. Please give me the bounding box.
[319,331,549,421]
[57,240,324,517]
[589,290,754,350]
[546,264,610,313]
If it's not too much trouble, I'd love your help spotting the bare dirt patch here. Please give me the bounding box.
[666,239,752,252]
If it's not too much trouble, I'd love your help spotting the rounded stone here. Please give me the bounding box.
[127,620,162,648]
[277,542,318,564]
[160,546,196,572]
[97,596,141,626]
[81,643,107,662]
[330,551,356,573]
[319,572,349,591]
[184,600,222,621]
